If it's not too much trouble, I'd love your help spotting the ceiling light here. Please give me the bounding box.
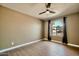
[46,11,50,14]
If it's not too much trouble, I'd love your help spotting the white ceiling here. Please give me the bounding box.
[1,3,79,20]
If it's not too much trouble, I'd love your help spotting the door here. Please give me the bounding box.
[51,18,64,42]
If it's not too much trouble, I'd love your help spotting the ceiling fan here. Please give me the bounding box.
[39,3,55,15]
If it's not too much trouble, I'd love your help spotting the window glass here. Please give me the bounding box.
[51,19,63,37]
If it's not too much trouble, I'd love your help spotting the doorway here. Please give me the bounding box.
[51,18,64,42]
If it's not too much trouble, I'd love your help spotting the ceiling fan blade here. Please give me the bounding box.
[49,10,55,13]
[39,11,47,15]
[46,3,51,8]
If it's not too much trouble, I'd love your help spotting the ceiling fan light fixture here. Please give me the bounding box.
[46,11,50,14]
[39,3,56,15]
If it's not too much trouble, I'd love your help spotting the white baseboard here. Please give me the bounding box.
[51,40,62,44]
[68,43,79,48]
[52,40,79,48]
[0,40,40,53]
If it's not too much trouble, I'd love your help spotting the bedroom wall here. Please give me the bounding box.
[44,21,48,39]
[66,13,79,45]
[0,5,43,49]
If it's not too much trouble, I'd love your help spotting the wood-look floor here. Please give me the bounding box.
[6,41,79,56]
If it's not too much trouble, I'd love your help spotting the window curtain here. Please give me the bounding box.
[48,20,51,41]
[62,17,68,44]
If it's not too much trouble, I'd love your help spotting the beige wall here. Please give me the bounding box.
[0,6,43,49]
[44,21,48,39]
[66,13,79,45]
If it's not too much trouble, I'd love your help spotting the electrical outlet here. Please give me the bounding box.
[11,42,14,46]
